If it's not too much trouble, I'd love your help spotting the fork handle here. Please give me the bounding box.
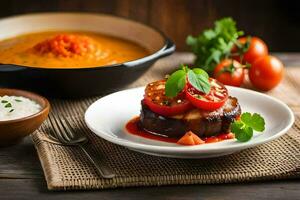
[79,144,115,179]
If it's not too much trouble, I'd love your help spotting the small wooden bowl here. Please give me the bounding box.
[0,88,50,146]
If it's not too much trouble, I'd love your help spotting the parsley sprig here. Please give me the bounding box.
[186,17,244,73]
[231,112,265,142]
[165,65,210,97]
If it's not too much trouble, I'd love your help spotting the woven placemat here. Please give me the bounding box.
[32,62,300,190]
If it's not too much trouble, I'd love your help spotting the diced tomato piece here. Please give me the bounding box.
[177,131,205,146]
[34,34,94,57]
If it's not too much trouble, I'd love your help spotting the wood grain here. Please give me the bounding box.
[0,53,299,199]
[0,0,299,51]
[0,178,299,200]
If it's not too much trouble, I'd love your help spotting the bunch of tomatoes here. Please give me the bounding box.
[213,37,284,91]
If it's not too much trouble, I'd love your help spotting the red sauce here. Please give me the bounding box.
[125,117,235,145]
[125,117,178,143]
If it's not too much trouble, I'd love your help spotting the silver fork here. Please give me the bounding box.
[48,115,115,179]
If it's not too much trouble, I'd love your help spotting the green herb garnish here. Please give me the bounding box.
[4,103,12,108]
[14,99,22,102]
[186,17,244,73]
[231,112,265,142]
[165,65,210,97]
[165,66,188,97]
[1,99,17,112]
[187,70,210,94]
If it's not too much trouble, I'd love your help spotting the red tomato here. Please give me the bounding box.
[143,80,192,116]
[34,34,93,57]
[177,131,205,146]
[213,59,245,87]
[249,55,284,91]
[185,78,228,111]
[233,37,268,64]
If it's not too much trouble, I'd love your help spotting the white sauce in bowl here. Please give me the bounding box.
[0,95,42,121]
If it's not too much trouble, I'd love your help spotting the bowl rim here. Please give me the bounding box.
[0,88,50,124]
[0,12,175,70]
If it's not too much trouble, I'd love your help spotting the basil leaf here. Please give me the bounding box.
[192,68,209,79]
[165,70,186,97]
[177,75,186,93]
[187,70,211,94]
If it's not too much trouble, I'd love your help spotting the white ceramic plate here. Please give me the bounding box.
[85,86,294,158]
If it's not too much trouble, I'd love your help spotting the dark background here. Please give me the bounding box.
[0,0,299,52]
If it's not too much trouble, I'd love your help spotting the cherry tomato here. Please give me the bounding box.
[213,59,245,87]
[249,55,284,91]
[143,80,192,116]
[233,37,268,64]
[185,78,228,111]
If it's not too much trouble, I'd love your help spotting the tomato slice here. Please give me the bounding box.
[143,80,192,117]
[185,78,228,111]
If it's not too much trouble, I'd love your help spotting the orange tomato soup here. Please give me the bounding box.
[0,31,149,68]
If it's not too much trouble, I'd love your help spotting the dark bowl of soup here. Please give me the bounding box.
[0,13,175,98]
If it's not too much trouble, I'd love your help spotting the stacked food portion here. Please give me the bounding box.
[140,80,241,138]
[128,66,265,146]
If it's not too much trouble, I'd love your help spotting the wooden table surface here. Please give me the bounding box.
[0,52,299,200]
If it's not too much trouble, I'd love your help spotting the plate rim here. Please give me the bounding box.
[84,86,295,153]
